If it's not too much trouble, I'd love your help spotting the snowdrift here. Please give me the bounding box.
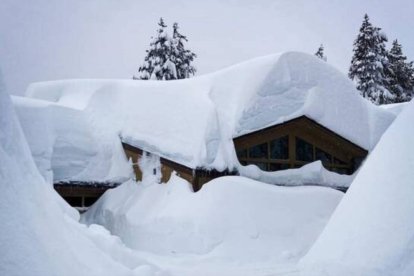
[300,99,414,275]
[241,160,355,189]
[83,175,343,274]
[12,96,131,184]
[25,52,395,175]
[0,78,160,275]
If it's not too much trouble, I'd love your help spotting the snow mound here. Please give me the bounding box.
[25,52,395,173]
[240,160,355,189]
[12,96,132,184]
[82,175,343,271]
[0,77,161,276]
[300,99,414,275]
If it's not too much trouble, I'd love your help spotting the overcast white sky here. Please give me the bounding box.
[1,0,414,95]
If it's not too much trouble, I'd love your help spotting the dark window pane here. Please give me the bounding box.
[240,160,247,166]
[269,163,290,171]
[84,197,99,207]
[237,149,247,158]
[315,147,332,164]
[249,143,268,158]
[333,157,347,165]
[270,136,289,159]
[296,137,314,161]
[64,196,82,207]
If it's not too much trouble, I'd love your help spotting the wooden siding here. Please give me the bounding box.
[122,142,235,192]
[122,142,196,189]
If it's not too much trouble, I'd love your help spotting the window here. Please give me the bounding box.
[84,197,99,207]
[235,128,361,175]
[269,163,290,171]
[237,149,247,158]
[249,143,268,158]
[296,137,314,161]
[270,136,289,159]
[315,147,332,164]
[64,196,82,207]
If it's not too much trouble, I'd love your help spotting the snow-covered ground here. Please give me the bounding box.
[82,174,343,276]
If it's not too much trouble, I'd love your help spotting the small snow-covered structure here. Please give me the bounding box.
[24,52,394,192]
[300,99,414,276]
[12,96,132,207]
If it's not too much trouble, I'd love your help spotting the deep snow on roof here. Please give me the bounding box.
[12,96,132,183]
[25,52,395,171]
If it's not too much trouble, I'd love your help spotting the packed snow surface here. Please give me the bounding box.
[300,99,414,276]
[0,82,164,275]
[26,52,395,172]
[12,96,132,184]
[83,174,343,275]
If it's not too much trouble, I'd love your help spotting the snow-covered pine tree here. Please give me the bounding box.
[385,40,414,102]
[349,14,392,105]
[134,18,177,80]
[171,22,197,79]
[315,44,327,61]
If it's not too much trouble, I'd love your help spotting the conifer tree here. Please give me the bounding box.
[385,40,414,102]
[134,18,177,80]
[171,23,197,79]
[349,14,392,105]
[134,19,197,80]
[314,44,327,61]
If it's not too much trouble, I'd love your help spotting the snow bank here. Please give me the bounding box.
[240,160,354,189]
[0,79,161,275]
[25,52,395,173]
[83,174,343,273]
[12,96,131,184]
[300,99,414,275]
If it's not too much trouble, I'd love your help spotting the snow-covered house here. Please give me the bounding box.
[16,52,395,204]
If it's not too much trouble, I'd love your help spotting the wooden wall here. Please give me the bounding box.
[121,143,236,192]
[122,143,196,188]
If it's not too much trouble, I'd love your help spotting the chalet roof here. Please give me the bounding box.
[23,52,395,174]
